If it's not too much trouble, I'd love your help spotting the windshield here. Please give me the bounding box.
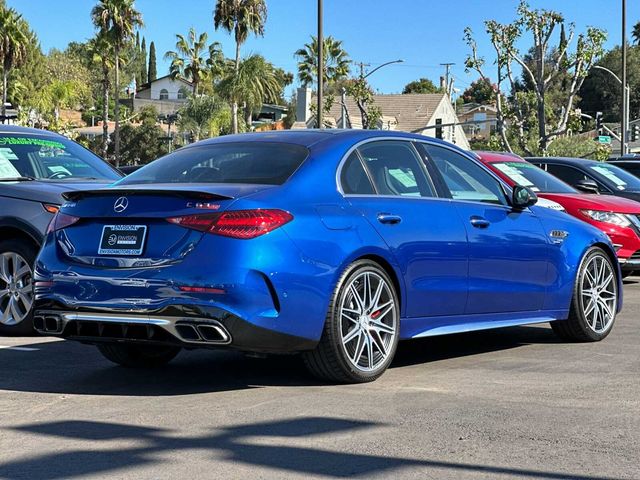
[0,133,120,181]
[119,142,309,185]
[492,161,577,193]
[587,163,640,192]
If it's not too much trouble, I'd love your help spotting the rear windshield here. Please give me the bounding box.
[0,133,120,181]
[492,161,577,193]
[119,142,309,185]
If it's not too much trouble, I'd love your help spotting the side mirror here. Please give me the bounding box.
[574,179,600,194]
[512,185,538,210]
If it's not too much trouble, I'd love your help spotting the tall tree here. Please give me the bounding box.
[402,78,441,94]
[87,33,114,158]
[165,28,222,95]
[461,78,496,104]
[140,36,147,84]
[148,40,157,81]
[217,54,281,127]
[294,35,350,87]
[465,1,606,154]
[92,0,143,166]
[0,6,29,116]
[213,0,268,134]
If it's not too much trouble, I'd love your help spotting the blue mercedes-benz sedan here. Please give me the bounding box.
[33,130,622,382]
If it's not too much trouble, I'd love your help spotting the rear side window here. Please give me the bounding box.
[357,141,435,197]
[341,152,375,194]
[119,142,308,185]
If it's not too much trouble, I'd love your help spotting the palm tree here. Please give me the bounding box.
[213,0,267,133]
[294,35,351,88]
[217,54,281,128]
[0,7,29,117]
[88,33,114,158]
[164,28,223,95]
[178,94,226,141]
[633,21,640,46]
[91,0,143,166]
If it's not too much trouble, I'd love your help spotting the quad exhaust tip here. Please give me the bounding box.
[33,315,63,334]
[175,322,230,344]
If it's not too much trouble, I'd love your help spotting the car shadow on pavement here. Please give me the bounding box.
[391,324,562,368]
[0,418,620,480]
[0,325,563,396]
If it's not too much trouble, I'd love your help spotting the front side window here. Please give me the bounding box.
[426,145,507,205]
[539,164,607,192]
[0,134,120,181]
[587,163,640,192]
[118,142,308,185]
[357,141,435,197]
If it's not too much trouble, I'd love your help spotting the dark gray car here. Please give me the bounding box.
[0,125,121,334]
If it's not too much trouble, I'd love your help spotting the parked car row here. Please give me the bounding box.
[0,125,631,382]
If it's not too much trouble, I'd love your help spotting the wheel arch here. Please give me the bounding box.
[0,219,43,251]
[334,250,406,317]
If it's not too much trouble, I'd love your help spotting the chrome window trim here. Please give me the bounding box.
[336,137,517,205]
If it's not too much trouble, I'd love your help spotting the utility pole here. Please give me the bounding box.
[317,0,324,129]
[622,0,628,155]
[440,63,455,98]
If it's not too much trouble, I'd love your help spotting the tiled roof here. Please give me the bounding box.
[328,93,447,132]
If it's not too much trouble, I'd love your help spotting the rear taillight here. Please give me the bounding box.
[167,209,293,239]
[46,212,80,234]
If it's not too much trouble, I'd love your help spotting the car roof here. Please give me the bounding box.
[475,151,526,163]
[190,129,466,151]
[525,156,600,167]
[0,124,66,139]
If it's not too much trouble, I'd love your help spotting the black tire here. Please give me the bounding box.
[551,247,618,342]
[0,239,37,336]
[97,343,181,368]
[303,260,400,383]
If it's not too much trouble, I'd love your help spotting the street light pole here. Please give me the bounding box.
[592,65,630,150]
[317,0,324,129]
[622,0,628,155]
[362,59,404,80]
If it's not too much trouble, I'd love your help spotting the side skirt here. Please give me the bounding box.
[400,310,569,340]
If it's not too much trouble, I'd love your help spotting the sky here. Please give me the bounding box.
[7,0,640,97]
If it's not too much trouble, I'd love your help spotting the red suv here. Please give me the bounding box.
[476,151,640,276]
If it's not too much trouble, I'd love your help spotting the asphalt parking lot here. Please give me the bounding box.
[0,284,638,480]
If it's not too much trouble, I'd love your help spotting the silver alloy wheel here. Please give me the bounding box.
[580,253,617,334]
[0,252,34,326]
[339,271,397,372]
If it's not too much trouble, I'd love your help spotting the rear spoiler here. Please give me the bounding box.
[62,188,233,202]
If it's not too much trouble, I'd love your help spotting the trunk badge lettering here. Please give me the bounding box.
[187,202,221,210]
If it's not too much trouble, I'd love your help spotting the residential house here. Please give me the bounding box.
[457,103,498,142]
[294,88,470,149]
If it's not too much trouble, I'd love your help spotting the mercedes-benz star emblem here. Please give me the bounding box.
[114,196,129,213]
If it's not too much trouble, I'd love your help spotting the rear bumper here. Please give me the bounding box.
[33,305,317,354]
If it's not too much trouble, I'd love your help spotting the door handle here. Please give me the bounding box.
[470,215,490,228]
[377,213,402,225]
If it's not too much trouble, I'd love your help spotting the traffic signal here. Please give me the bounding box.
[631,124,640,142]
[595,111,603,135]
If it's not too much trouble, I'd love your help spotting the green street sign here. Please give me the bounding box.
[596,135,612,144]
